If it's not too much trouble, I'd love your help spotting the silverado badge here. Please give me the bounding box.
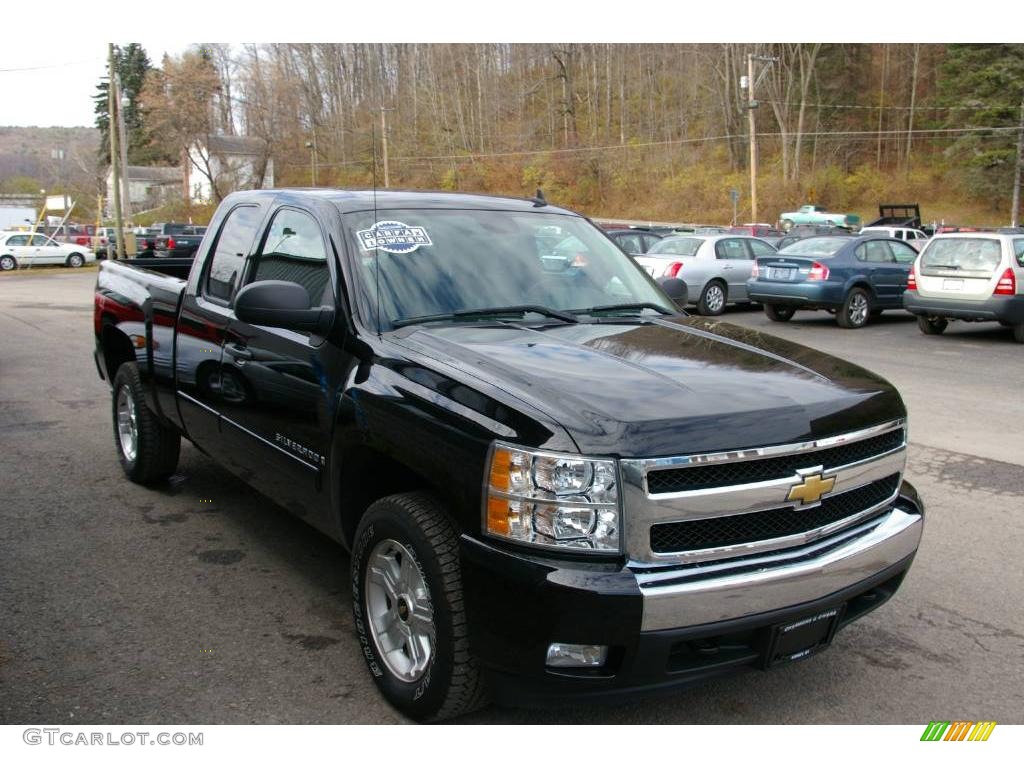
[787,471,836,506]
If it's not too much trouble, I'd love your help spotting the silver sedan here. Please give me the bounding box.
[634,235,777,315]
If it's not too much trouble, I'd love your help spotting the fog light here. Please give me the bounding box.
[545,642,609,668]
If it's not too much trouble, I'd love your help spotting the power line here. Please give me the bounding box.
[279,125,1021,168]
[0,59,103,73]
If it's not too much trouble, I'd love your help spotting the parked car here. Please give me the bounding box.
[902,232,1024,343]
[728,223,784,239]
[779,205,861,232]
[859,226,929,250]
[0,231,95,270]
[747,235,918,328]
[154,225,207,259]
[133,227,161,258]
[775,225,857,252]
[634,234,777,315]
[93,187,922,721]
[604,228,664,255]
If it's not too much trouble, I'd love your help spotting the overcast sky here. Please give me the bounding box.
[0,40,186,128]
[0,1,1004,129]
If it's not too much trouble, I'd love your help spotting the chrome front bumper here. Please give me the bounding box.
[635,503,923,631]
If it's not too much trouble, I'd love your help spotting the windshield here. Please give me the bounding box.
[921,238,1002,273]
[778,237,848,258]
[345,208,674,329]
[648,237,703,257]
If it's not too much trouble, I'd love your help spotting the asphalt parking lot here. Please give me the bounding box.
[1,269,1022,724]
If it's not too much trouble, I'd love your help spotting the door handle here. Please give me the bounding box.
[225,344,253,361]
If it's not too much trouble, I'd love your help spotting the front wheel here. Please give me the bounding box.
[764,304,796,322]
[352,492,487,722]
[67,253,85,268]
[111,363,180,484]
[837,287,871,329]
[781,218,795,232]
[697,281,727,316]
[1013,323,1024,344]
[917,316,948,335]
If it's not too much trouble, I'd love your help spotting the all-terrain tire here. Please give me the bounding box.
[352,492,487,722]
[111,363,180,484]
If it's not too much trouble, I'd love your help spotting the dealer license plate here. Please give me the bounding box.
[765,607,841,667]
[767,267,794,280]
[942,279,963,291]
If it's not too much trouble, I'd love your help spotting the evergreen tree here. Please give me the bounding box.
[94,44,173,166]
[939,44,1024,209]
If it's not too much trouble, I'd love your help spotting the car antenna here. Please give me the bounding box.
[372,115,381,337]
[530,188,547,207]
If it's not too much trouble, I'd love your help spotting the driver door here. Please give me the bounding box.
[216,205,339,518]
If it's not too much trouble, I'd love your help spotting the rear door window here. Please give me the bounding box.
[921,238,1002,274]
[612,233,643,254]
[889,241,918,264]
[715,238,750,260]
[1014,239,1024,267]
[748,239,776,257]
[204,205,263,302]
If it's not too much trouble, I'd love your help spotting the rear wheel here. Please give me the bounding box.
[352,492,487,722]
[837,287,871,329]
[1013,324,1024,344]
[697,281,727,316]
[764,304,796,322]
[111,363,180,484]
[916,316,948,335]
[0,255,15,271]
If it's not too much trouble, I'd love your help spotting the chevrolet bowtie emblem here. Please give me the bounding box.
[787,472,836,506]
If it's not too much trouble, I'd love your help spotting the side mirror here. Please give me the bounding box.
[657,276,688,306]
[234,280,334,335]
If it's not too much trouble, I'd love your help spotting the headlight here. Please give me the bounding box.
[484,442,620,553]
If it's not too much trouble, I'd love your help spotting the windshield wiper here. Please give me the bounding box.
[392,304,579,328]
[571,302,673,317]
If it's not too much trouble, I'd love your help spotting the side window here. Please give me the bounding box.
[715,238,749,260]
[248,208,331,306]
[864,241,894,263]
[204,205,263,302]
[1014,239,1024,267]
[890,242,918,264]
[613,233,642,254]
[642,235,661,253]
[30,235,51,246]
[748,239,776,257]
[7,235,28,246]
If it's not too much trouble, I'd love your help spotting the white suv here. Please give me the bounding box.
[859,226,930,250]
[903,232,1024,343]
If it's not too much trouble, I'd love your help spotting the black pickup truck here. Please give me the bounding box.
[153,224,207,259]
[93,189,924,721]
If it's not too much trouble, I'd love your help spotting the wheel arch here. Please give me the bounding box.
[100,322,138,386]
[334,443,459,551]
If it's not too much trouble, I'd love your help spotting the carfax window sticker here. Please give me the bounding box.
[356,220,433,254]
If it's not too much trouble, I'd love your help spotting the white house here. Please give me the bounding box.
[105,165,181,216]
[186,135,274,204]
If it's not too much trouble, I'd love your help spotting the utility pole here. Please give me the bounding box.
[747,54,757,224]
[305,139,318,185]
[107,44,125,260]
[115,74,133,252]
[744,53,777,224]
[1012,92,1024,229]
[379,107,394,188]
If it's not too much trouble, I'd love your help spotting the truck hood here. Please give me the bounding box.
[390,316,904,457]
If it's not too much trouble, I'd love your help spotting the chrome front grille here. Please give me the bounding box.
[646,429,905,494]
[620,420,907,568]
[649,474,900,553]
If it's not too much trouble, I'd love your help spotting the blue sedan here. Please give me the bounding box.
[746,236,919,328]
